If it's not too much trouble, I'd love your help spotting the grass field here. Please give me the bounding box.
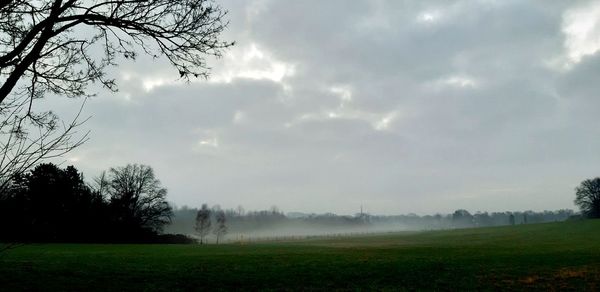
[1,220,600,291]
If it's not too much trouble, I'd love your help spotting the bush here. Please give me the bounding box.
[154,234,197,244]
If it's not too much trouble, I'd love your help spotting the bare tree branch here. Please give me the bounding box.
[0,94,89,197]
[0,0,231,196]
[0,0,233,103]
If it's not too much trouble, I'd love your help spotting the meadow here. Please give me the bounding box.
[1,220,599,290]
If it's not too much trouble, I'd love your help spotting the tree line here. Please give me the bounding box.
[170,177,599,241]
[165,205,576,240]
[1,161,599,244]
[0,163,176,243]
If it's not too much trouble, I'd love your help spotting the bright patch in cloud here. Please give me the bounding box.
[374,112,397,131]
[233,110,246,124]
[417,11,441,23]
[211,43,295,84]
[562,2,600,64]
[330,86,353,102]
[286,85,401,131]
[119,71,180,93]
[440,75,477,88]
[198,137,219,148]
[142,77,171,92]
[193,129,220,150]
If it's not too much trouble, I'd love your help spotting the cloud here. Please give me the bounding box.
[44,0,600,215]
[562,1,600,64]
[210,43,296,84]
[438,75,477,88]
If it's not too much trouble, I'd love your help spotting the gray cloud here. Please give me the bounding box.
[44,0,600,215]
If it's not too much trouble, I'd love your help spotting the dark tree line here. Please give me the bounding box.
[371,209,574,229]
[0,163,174,242]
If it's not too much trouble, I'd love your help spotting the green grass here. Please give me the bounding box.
[2,220,600,291]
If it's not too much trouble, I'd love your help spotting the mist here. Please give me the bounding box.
[165,206,575,243]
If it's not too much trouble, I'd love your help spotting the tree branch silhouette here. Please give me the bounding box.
[0,0,231,191]
[0,0,233,103]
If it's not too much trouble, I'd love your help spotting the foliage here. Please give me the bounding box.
[154,234,197,244]
[0,163,105,241]
[0,162,173,242]
[452,209,474,228]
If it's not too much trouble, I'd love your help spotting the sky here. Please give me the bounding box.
[46,0,600,215]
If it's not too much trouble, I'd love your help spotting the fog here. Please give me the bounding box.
[165,206,574,243]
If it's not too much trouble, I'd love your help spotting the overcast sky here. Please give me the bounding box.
[47,0,600,215]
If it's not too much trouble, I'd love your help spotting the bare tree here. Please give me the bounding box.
[213,209,227,244]
[236,205,245,216]
[575,178,600,218]
[102,163,173,232]
[195,203,211,244]
[90,169,109,198]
